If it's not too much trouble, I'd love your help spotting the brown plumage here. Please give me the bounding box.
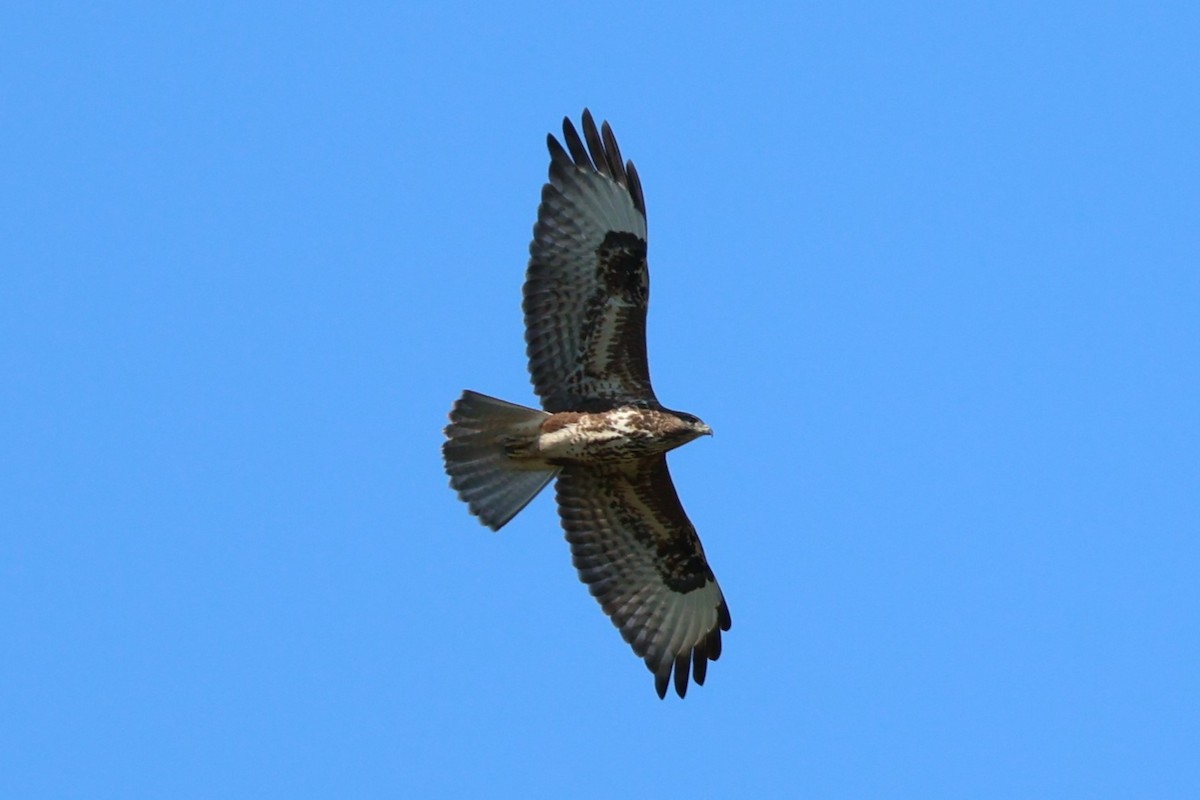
[443,110,729,698]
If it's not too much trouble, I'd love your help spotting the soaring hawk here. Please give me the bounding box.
[442,110,730,698]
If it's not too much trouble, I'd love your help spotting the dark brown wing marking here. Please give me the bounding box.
[523,110,658,413]
[555,455,731,698]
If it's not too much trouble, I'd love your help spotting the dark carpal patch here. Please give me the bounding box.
[640,458,713,593]
[656,543,711,594]
[595,231,649,303]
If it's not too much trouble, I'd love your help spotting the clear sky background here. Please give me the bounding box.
[3,3,1197,798]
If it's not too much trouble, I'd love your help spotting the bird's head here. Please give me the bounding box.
[673,411,713,441]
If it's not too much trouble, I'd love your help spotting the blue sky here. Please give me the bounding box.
[3,2,1197,797]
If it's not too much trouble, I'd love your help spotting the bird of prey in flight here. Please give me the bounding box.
[443,110,729,699]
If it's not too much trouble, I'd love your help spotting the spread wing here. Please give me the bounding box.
[555,456,731,698]
[523,110,657,413]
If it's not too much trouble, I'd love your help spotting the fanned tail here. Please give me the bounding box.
[442,390,559,530]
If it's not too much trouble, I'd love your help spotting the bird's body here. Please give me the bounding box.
[443,111,729,698]
[515,405,711,466]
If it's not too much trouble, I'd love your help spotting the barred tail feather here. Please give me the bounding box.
[442,390,559,530]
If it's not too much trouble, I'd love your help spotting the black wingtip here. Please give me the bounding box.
[693,648,708,686]
[560,114,590,167]
[546,132,569,165]
[580,110,611,179]
[707,626,723,662]
[673,651,691,698]
[546,110,646,217]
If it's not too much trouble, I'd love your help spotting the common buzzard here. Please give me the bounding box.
[442,110,730,699]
